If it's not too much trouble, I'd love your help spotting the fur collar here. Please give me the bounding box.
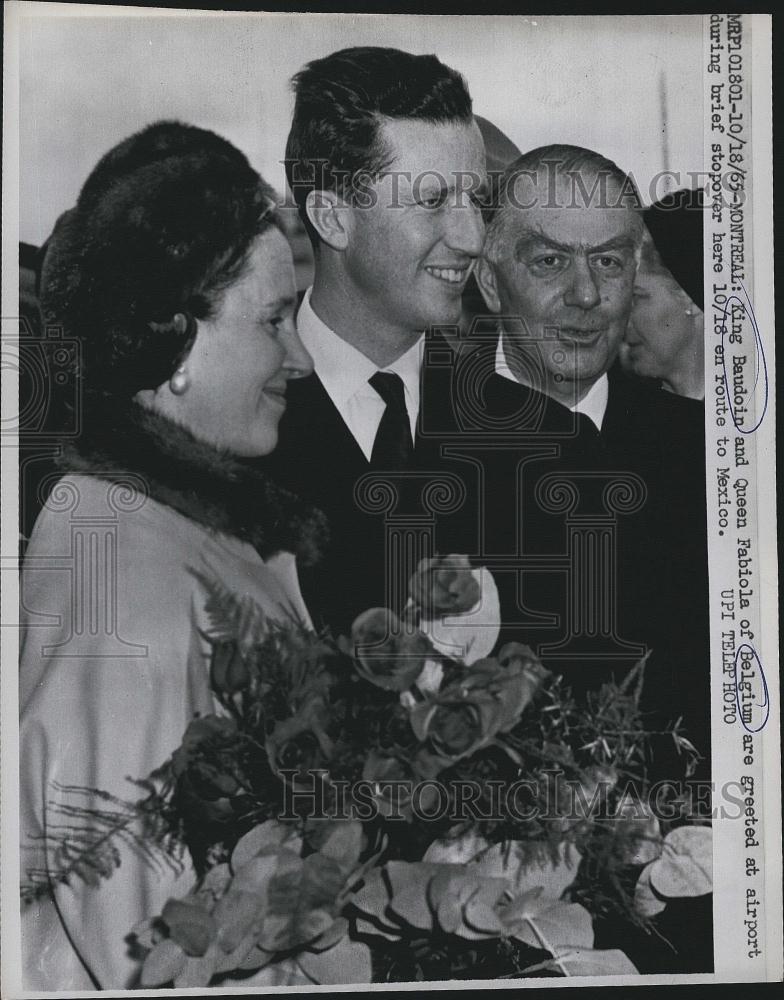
[57,400,327,565]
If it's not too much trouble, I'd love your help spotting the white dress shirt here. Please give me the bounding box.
[495,332,609,431]
[297,287,423,460]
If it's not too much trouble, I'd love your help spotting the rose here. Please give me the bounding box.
[482,644,550,728]
[171,716,247,822]
[458,650,548,735]
[171,716,242,776]
[209,638,251,695]
[264,691,334,780]
[271,731,325,774]
[427,700,485,756]
[410,682,503,763]
[350,608,432,691]
[409,648,549,763]
[408,554,480,617]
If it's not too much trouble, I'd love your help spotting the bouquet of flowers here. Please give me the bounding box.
[23,556,712,986]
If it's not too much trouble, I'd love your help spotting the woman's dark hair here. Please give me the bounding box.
[285,46,473,249]
[40,120,281,399]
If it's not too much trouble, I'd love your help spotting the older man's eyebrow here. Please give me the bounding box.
[514,233,572,258]
[513,232,638,258]
[590,237,639,254]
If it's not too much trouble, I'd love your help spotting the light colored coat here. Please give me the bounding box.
[20,474,311,990]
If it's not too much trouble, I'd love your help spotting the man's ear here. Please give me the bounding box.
[474,256,502,314]
[305,190,349,251]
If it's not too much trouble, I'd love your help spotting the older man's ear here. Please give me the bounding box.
[474,256,502,314]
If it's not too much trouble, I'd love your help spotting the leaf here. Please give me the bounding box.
[348,873,397,929]
[129,916,160,951]
[308,916,349,952]
[234,849,300,892]
[621,819,663,866]
[297,936,373,985]
[259,906,335,954]
[231,820,302,871]
[353,916,402,941]
[422,830,490,865]
[259,853,348,952]
[553,947,640,976]
[212,888,263,953]
[387,881,436,931]
[213,928,266,974]
[472,841,582,900]
[663,824,713,858]
[161,898,216,957]
[649,826,713,898]
[512,900,594,952]
[462,886,507,936]
[241,956,314,986]
[614,793,663,865]
[193,571,268,650]
[498,886,544,927]
[310,820,363,875]
[234,943,276,972]
[408,702,438,742]
[384,859,441,896]
[140,938,186,987]
[173,947,220,988]
[427,869,508,940]
[633,865,667,918]
[435,891,464,935]
[196,863,232,903]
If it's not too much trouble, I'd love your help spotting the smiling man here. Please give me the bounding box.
[264,46,487,631]
[476,145,644,425]
[473,145,710,761]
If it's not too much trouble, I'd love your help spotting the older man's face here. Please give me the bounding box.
[491,168,642,402]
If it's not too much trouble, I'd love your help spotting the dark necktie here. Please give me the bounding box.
[369,372,413,468]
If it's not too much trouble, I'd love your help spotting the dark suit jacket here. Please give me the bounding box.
[446,346,709,762]
[259,334,709,762]
[258,331,471,636]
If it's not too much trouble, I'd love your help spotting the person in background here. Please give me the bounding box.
[621,188,704,400]
[457,116,522,339]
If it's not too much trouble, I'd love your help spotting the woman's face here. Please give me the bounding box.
[622,262,697,382]
[158,227,312,457]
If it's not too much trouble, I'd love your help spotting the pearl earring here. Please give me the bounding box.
[170,367,189,395]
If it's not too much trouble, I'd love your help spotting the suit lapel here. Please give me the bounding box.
[276,372,369,473]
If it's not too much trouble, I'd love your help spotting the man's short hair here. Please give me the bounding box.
[484,144,643,265]
[285,46,473,247]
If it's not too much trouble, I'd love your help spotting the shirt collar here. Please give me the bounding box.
[297,287,423,410]
[495,332,609,430]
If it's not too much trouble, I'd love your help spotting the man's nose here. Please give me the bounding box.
[283,319,314,379]
[563,257,601,309]
[444,199,485,257]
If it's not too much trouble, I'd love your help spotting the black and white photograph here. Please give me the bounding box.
[1,5,779,994]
